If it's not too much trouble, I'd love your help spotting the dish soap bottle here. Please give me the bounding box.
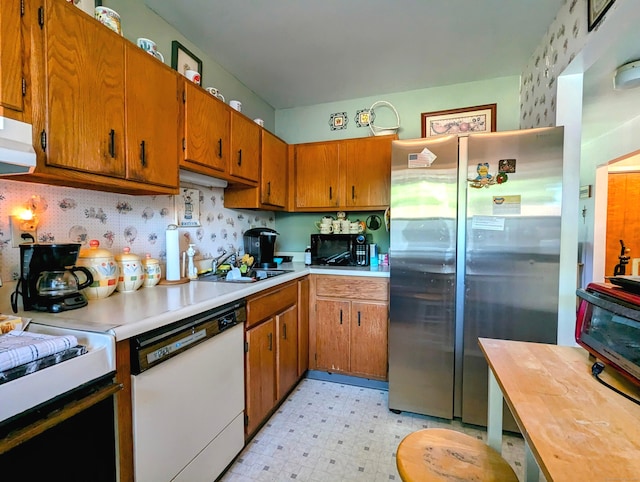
[305,246,312,265]
[187,244,198,280]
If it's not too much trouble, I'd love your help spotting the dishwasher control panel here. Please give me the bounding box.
[131,300,246,374]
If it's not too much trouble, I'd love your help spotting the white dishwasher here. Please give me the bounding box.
[130,300,246,482]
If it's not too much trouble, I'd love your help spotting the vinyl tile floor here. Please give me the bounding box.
[220,378,532,482]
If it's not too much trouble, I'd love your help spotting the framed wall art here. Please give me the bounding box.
[588,0,616,31]
[421,103,496,138]
[171,40,203,80]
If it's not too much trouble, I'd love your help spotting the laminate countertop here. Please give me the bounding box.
[0,263,388,340]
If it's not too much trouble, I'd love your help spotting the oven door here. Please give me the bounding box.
[576,287,640,385]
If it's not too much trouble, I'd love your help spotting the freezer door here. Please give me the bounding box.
[462,126,563,428]
[388,135,459,418]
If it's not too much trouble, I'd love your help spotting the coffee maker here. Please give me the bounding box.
[243,228,279,269]
[11,243,94,313]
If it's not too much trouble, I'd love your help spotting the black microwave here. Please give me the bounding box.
[310,234,371,266]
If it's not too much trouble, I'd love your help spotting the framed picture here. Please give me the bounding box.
[421,103,496,138]
[588,0,616,31]
[171,41,203,81]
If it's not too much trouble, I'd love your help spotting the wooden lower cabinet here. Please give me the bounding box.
[310,275,389,380]
[245,319,276,436]
[244,279,306,437]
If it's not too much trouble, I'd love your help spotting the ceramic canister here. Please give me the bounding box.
[142,253,161,288]
[115,247,144,292]
[77,239,119,299]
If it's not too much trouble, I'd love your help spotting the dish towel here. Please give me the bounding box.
[0,331,79,372]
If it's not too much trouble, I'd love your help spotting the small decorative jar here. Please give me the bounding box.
[77,239,119,299]
[142,253,161,288]
[115,247,144,292]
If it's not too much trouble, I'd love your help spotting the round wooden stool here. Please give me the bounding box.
[396,428,518,482]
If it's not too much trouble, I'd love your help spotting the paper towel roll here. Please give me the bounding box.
[165,224,180,281]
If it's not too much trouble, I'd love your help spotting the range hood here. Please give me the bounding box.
[0,116,37,175]
[179,169,228,188]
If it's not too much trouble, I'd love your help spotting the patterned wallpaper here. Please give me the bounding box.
[0,179,274,282]
[520,0,592,129]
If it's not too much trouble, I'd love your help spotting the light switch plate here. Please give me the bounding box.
[9,215,37,248]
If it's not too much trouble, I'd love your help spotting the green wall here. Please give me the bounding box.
[275,76,521,144]
[275,211,390,254]
[104,0,276,130]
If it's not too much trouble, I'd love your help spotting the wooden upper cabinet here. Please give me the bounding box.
[261,130,287,208]
[343,136,392,209]
[294,141,340,209]
[0,0,27,120]
[294,135,394,211]
[43,0,126,176]
[125,44,179,187]
[182,81,230,175]
[229,111,259,182]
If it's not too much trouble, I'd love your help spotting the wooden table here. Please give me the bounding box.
[479,338,640,482]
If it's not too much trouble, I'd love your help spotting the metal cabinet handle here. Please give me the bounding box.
[357,311,361,326]
[140,140,146,167]
[339,309,343,324]
[283,323,287,340]
[268,332,272,351]
[329,186,333,200]
[352,185,355,200]
[237,149,242,166]
[218,138,223,158]
[108,129,115,158]
[267,181,271,196]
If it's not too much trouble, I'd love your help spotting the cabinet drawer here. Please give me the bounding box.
[246,282,297,328]
[315,276,388,301]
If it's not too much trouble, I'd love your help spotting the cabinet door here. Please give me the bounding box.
[350,301,388,379]
[229,112,259,182]
[276,304,298,400]
[343,136,392,208]
[294,142,340,209]
[44,0,126,176]
[261,130,287,208]
[0,0,26,119]
[125,45,179,187]
[315,299,350,372]
[245,319,275,436]
[183,82,229,175]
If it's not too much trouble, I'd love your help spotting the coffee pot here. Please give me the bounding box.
[11,243,94,313]
[37,268,93,297]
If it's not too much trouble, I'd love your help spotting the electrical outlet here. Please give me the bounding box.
[9,215,37,248]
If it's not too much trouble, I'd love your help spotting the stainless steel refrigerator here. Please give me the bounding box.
[388,127,563,428]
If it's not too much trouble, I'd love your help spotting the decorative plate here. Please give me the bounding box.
[355,109,375,128]
[329,112,348,131]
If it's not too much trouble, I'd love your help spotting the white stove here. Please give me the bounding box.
[0,322,116,423]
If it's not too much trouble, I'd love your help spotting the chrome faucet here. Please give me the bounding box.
[211,250,238,273]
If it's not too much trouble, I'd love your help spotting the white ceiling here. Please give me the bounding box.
[144,0,565,109]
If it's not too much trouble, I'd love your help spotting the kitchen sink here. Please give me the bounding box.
[197,268,294,283]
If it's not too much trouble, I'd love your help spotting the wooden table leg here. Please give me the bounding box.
[525,441,540,482]
[487,369,502,452]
